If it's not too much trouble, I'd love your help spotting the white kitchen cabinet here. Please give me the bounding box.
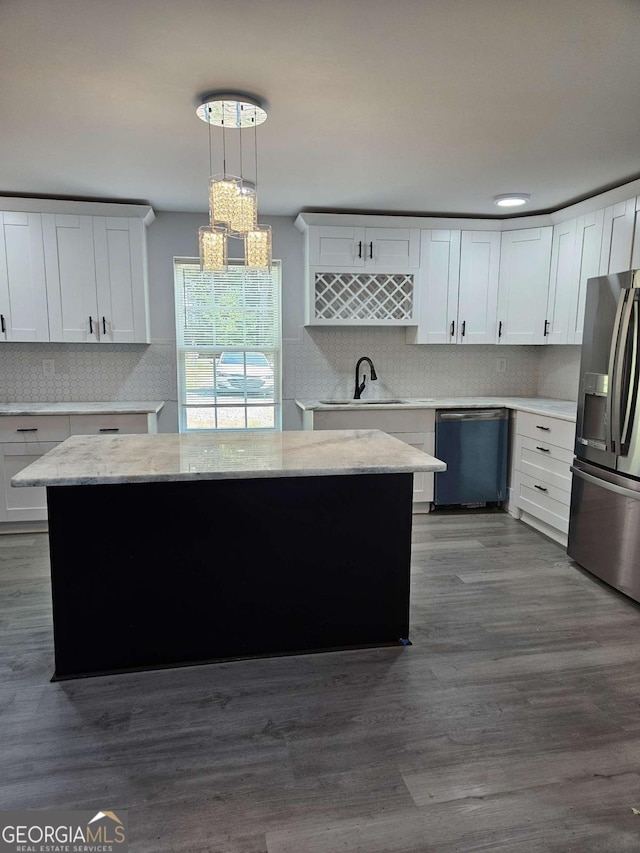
[0,212,49,342]
[406,230,460,344]
[599,198,636,275]
[0,411,159,525]
[497,227,553,345]
[569,210,605,345]
[309,226,420,270]
[545,219,577,345]
[43,214,150,343]
[304,407,436,506]
[457,231,501,344]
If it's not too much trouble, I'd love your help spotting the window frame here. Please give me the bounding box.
[174,258,282,433]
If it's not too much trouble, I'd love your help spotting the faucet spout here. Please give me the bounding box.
[354,356,378,399]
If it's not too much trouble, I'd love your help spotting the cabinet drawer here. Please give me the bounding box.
[513,471,570,534]
[69,413,151,435]
[0,415,70,443]
[514,434,573,492]
[516,411,575,450]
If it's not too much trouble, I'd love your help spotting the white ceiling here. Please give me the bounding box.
[2,0,640,217]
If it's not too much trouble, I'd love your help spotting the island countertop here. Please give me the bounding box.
[12,429,447,487]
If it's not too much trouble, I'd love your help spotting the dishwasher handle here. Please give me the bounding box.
[436,409,508,422]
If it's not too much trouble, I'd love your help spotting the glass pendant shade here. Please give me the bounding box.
[228,186,258,236]
[209,175,240,226]
[199,225,228,271]
[245,225,272,270]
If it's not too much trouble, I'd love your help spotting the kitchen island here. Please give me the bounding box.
[13,429,445,679]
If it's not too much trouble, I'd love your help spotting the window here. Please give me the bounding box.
[174,259,282,431]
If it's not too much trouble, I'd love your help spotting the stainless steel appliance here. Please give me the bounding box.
[434,409,508,506]
[568,269,640,601]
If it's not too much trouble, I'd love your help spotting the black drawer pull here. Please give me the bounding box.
[16,428,38,432]
[536,446,550,452]
[89,316,93,334]
[535,425,550,431]
[0,314,5,333]
[102,316,107,334]
[534,484,548,492]
[450,320,455,336]
[498,320,503,338]
[99,428,120,433]
[461,320,466,337]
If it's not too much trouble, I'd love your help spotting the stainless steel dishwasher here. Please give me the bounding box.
[434,409,509,506]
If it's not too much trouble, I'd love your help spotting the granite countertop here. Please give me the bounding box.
[0,401,165,416]
[296,396,577,422]
[12,429,447,487]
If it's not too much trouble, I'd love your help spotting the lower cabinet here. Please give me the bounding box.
[305,408,436,507]
[0,411,158,525]
[508,411,575,545]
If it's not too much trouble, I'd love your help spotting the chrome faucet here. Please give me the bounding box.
[354,356,378,399]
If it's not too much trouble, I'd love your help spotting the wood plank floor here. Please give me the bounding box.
[2,512,640,851]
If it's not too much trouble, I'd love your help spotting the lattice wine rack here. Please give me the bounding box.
[313,272,414,322]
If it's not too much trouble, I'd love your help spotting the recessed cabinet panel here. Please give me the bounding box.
[310,227,365,267]
[458,231,500,344]
[0,441,59,522]
[497,227,552,345]
[0,212,49,342]
[365,228,420,269]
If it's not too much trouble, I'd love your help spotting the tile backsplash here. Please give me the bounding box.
[0,343,177,403]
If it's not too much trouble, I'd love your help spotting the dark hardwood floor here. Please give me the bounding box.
[2,511,640,851]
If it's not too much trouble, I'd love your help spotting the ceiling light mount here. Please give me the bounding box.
[493,193,531,208]
[196,92,268,128]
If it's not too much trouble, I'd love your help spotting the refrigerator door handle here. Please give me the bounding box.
[620,297,640,454]
[571,464,640,501]
[608,290,632,454]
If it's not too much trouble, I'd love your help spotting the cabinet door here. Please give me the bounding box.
[309,226,365,267]
[43,214,99,342]
[0,212,49,342]
[599,198,636,275]
[408,230,460,344]
[497,227,552,345]
[546,219,577,345]
[365,228,420,270]
[458,231,500,344]
[93,218,149,343]
[570,210,604,345]
[0,441,59,522]
[631,196,640,269]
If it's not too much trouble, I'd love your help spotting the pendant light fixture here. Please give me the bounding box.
[196,92,271,271]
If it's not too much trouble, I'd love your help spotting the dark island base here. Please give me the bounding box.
[47,473,414,679]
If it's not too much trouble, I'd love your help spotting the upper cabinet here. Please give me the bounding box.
[569,211,605,345]
[0,200,153,345]
[496,227,553,345]
[0,212,49,342]
[43,215,149,343]
[309,226,419,270]
[407,229,500,344]
[599,198,636,275]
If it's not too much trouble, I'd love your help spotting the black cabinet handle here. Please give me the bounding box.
[461,320,466,337]
[535,446,550,452]
[102,316,107,334]
[544,320,550,337]
[0,314,5,333]
[369,241,373,259]
[99,428,120,433]
[89,316,93,334]
[16,428,38,432]
[536,425,550,431]
[450,321,455,336]
[357,241,362,259]
[498,320,503,339]
[534,484,548,492]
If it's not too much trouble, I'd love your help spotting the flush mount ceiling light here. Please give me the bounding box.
[493,193,531,208]
[196,91,271,271]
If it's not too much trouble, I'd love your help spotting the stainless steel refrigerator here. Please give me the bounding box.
[568,269,640,602]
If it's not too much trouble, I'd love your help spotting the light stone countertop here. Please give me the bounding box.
[296,396,577,422]
[12,429,447,488]
[0,401,165,416]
